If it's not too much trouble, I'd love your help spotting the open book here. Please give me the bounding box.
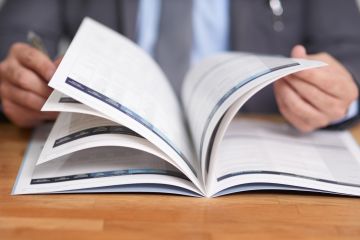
[13,18,360,197]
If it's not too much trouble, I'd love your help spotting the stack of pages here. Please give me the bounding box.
[13,18,360,197]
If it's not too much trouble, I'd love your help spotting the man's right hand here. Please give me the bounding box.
[0,43,58,128]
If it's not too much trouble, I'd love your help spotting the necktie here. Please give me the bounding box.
[154,0,193,97]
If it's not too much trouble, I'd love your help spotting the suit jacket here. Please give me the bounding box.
[1,0,360,115]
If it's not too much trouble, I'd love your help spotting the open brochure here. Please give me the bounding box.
[13,18,360,197]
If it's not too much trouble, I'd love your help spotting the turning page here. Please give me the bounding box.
[37,112,170,166]
[46,18,201,191]
[181,53,325,180]
[43,90,109,119]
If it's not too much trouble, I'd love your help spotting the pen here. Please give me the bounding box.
[27,30,49,56]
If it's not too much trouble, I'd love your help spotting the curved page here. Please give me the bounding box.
[182,53,325,179]
[12,124,200,195]
[206,67,309,188]
[36,112,187,175]
[37,112,167,162]
[42,90,110,120]
[48,18,201,190]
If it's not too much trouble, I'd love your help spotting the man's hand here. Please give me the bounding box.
[274,45,359,132]
[0,43,59,127]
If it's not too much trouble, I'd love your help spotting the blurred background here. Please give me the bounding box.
[0,0,360,11]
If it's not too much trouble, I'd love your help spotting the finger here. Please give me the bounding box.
[291,45,307,59]
[42,111,59,120]
[274,80,330,132]
[2,99,43,128]
[0,63,3,98]
[289,68,352,99]
[0,61,4,80]
[2,99,58,128]
[281,81,330,130]
[1,80,47,112]
[288,46,341,97]
[284,76,347,121]
[1,59,52,98]
[289,50,357,100]
[11,43,56,81]
[275,91,312,132]
[274,81,314,132]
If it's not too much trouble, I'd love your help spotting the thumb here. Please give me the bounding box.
[291,45,307,59]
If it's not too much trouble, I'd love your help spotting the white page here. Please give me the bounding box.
[34,147,183,182]
[37,112,176,170]
[208,118,360,197]
[47,18,201,190]
[12,124,53,194]
[42,90,110,119]
[67,184,200,197]
[12,125,200,195]
[31,146,197,194]
[206,70,297,184]
[182,53,325,178]
[213,183,327,197]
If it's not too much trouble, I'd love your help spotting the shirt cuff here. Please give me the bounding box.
[332,99,358,124]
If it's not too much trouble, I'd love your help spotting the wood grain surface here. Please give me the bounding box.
[1,119,360,240]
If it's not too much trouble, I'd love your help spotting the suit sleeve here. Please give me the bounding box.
[305,0,360,84]
[0,0,64,60]
[305,0,360,129]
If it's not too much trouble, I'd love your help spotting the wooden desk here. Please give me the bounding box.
[1,121,360,240]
